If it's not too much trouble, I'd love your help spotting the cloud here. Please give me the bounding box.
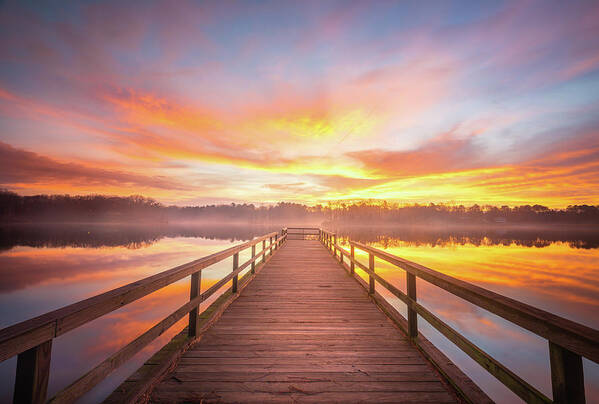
[346,128,484,178]
[0,142,186,192]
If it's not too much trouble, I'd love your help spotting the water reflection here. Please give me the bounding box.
[335,225,599,249]
[0,224,598,403]
[0,223,278,251]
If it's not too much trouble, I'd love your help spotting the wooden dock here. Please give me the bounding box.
[1,227,598,404]
[149,239,457,403]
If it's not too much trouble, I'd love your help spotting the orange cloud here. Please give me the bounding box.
[0,141,186,192]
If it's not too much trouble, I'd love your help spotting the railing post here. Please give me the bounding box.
[549,341,585,404]
[407,272,418,339]
[350,245,355,275]
[368,253,375,294]
[262,240,266,263]
[14,340,52,404]
[269,236,273,256]
[275,234,278,250]
[232,252,239,293]
[251,244,256,274]
[188,270,202,337]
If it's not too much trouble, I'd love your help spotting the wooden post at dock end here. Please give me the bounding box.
[188,271,202,337]
[549,341,585,404]
[14,340,52,404]
[407,272,418,339]
[232,253,239,293]
[350,245,355,275]
[262,240,266,263]
[368,253,375,294]
[251,245,256,274]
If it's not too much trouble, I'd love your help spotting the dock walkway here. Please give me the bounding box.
[149,240,457,403]
[3,227,596,404]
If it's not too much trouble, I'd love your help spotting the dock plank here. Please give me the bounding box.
[150,240,458,403]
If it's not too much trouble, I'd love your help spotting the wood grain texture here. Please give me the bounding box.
[149,240,459,404]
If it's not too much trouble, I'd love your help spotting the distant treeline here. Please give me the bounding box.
[1,190,599,225]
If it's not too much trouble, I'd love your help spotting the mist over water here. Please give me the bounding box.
[0,223,597,403]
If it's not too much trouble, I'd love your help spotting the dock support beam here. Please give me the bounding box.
[14,340,52,404]
[188,271,202,337]
[350,245,355,275]
[232,253,239,293]
[549,341,585,404]
[407,272,418,339]
[368,253,375,294]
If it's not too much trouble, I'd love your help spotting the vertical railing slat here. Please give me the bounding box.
[368,253,375,294]
[407,272,418,339]
[232,252,239,293]
[549,341,585,404]
[251,245,256,274]
[188,271,202,337]
[350,245,355,275]
[14,340,52,404]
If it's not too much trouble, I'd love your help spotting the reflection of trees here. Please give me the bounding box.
[334,226,599,249]
[0,224,279,251]
[1,223,598,251]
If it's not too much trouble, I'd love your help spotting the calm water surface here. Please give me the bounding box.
[0,224,597,403]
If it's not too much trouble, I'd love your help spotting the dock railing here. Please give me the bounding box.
[319,228,599,404]
[0,230,286,404]
[284,227,320,240]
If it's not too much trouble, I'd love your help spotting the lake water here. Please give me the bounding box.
[0,224,597,403]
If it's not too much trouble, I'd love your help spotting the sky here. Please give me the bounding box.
[1,0,599,207]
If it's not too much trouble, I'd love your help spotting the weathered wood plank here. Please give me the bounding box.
[151,390,457,403]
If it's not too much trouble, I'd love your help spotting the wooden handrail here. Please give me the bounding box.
[350,241,599,363]
[321,230,597,404]
[0,230,286,404]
